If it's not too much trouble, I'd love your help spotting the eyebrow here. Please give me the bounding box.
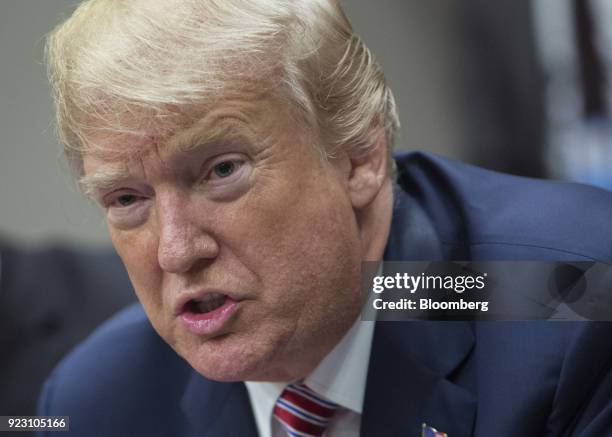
[79,166,133,198]
[165,110,263,155]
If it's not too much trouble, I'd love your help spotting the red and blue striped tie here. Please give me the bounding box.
[273,382,340,437]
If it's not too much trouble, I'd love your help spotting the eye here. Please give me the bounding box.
[104,190,150,229]
[104,191,146,209]
[211,160,239,179]
[116,194,138,207]
[197,154,252,199]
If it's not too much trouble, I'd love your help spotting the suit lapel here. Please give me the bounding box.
[361,322,476,437]
[181,371,258,437]
[359,174,477,436]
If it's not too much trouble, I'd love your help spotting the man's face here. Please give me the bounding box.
[83,96,365,381]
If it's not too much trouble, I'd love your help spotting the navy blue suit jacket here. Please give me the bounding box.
[38,152,612,436]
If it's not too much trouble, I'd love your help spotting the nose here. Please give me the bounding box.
[155,192,220,274]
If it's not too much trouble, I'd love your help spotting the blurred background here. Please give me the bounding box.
[1,0,611,426]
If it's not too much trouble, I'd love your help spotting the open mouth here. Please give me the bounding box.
[184,292,228,314]
[178,291,238,335]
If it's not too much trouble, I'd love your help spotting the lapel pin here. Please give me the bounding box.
[422,423,448,437]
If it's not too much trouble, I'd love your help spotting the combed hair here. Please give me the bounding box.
[46,0,399,174]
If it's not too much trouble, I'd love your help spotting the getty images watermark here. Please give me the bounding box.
[360,261,612,321]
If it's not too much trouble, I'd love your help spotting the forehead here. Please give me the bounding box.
[79,92,310,194]
[82,92,299,168]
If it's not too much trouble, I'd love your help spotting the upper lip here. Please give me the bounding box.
[174,289,239,316]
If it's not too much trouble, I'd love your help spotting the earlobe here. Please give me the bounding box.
[347,138,388,210]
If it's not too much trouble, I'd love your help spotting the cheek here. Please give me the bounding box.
[226,170,362,307]
[109,227,164,310]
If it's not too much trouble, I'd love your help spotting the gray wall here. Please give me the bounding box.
[0,0,470,247]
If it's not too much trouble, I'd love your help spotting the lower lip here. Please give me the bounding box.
[179,297,238,335]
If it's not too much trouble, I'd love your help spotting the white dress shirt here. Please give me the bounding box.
[245,317,376,437]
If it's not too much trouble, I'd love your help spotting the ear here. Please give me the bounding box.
[347,136,388,210]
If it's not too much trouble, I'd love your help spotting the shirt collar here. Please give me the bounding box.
[303,316,375,413]
[245,316,375,436]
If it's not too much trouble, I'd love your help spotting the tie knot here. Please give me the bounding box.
[273,383,340,437]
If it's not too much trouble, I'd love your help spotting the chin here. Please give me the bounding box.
[182,334,277,382]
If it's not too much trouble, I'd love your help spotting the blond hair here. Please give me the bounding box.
[46,0,399,173]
